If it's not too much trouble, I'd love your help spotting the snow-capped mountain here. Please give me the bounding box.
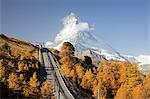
[47,12,110,52]
[46,12,127,61]
[46,12,150,71]
[136,55,150,65]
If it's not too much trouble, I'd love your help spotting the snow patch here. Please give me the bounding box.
[136,55,150,65]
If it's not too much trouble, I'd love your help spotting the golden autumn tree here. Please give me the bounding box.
[24,50,32,57]
[60,57,79,82]
[7,72,21,91]
[118,62,128,83]
[29,72,40,89]
[11,48,20,57]
[75,63,84,80]
[18,62,24,72]
[23,84,31,97]
[114,84,128,99]
[126,63,144,88]
[142,71,150,98]
[93,61,138,98]
[93,61,121,98]
[92,78,98,95]
[30,56,39,69]
[0,60,5,80]
[59,42,75,58]
[131,84,145,99]
[0,60,2,67]
[17,73,27,95]
[0,65,5,79]
[70,68,77,82]
[19,74,25,82]
[20,54,25,60]
[40,79,54,99]
[23,72,40,97]
[60,56,74,77]
[59,42,77,79]
[61,63,72,77]
[81,69,95,89]
[59,42,76,67]
[114,62,145,99]
[122,63,144,99]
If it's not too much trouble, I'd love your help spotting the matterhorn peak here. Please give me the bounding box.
[49,12,97,51]
[62,12,78,26]
[46,12,112,52]
[46,13,115,53]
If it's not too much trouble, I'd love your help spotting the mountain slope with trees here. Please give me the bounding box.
[51,41,150,99]
[0,34,54,99]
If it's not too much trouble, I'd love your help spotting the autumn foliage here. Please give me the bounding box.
[57,42,150,99]
[41,79,54,99]
[0,42,54,98]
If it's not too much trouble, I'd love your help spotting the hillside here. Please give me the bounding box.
[0,34,54,99]
[0,34,38,59]
[54,41,150,99]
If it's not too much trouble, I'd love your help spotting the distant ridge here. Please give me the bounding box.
[0,34,35,47]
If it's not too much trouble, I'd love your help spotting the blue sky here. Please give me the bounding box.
[0,0,149,56]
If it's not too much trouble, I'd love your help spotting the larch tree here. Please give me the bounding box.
[0,65,5,79]
[19,74,26,84]
[81,69,95,89]
[114,62,145,99]
[24,50,32,57]
[27,72,40,96]
[94,61,121,98]
[59,42,75,58]
[142,71,150,98]
[75,63,84,79]
[59,42,77,78]
[40,79,54,99]
[114,84,128,99]
[123,63,145,98]
[29,72,40,88]
[18,62,24,72]
[131,84,145,99]
[23,84,31,97]
[69,68,77,82]
[7,72,21,91]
